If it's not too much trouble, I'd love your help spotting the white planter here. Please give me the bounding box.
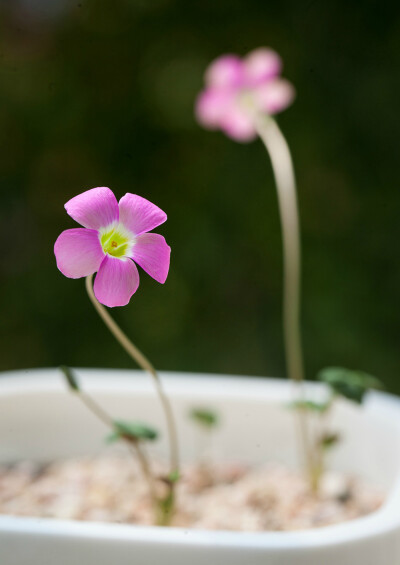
[1,368,400,564]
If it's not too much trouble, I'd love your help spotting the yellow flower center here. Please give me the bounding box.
[238,89,256,111]
[100,226,132,258]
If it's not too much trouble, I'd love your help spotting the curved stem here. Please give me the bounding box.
[253,115,313,478]
[254,116,303,383]
[85,275,179,477]
[79,391,113,427]
[311,394,336,493]
[129,442,158,512]
[71,383,159,518]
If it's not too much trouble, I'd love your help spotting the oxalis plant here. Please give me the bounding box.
[290,367,383,492]
[54,189,179,525]
[52,48,384,529]
[195,47,384,493]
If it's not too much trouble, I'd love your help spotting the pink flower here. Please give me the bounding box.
[54,187,171,307]
[195,48,295,142]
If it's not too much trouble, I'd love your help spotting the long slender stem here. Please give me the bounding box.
[311,395,336,493]
[254,116,303,383]
[253,115,313,479]
[71,385,158,515]
[79,391,113,427]
[85,275,179,477]
[129,442,158,511]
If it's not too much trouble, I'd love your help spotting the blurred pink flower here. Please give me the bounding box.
[54,187,170,307]
[195,48,295,142]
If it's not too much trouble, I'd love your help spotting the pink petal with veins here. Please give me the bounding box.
[118,193,167,237]
[94,255,139,307]
[130,233,171,284]
[195,89,233,129]
[255,79,295,114]
[54,228,104,279]
[244,48,282,86]
[205,54,244,88]
[65,187,119,230]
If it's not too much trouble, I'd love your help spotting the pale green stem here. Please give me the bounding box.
[128,442,158,512]
[73,388,158,516]
[85,274,179,478]
[253,115,313,480]
[312,394,336,493]
[79,391,113,427]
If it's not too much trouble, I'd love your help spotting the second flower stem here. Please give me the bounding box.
[253,115,313,481]
[85,275,180,479]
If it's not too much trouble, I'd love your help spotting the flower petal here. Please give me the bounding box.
[130,233,171,284]
[195,88,233,129]
[244,48,282,86]
[221,104,257,142]
[205,54,244,88]
[93,255,139,307]
[65,187,119,230]
[118,193,167,237]
[54,228,104,279]
[254,79,295,114]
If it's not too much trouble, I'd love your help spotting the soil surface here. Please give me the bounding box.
[0,454,384,531]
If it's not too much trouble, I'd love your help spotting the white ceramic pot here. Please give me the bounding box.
[1,368,400,564]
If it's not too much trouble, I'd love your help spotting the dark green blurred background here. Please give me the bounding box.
[1,0,399,391]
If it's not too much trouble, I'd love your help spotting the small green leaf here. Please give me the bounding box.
[105,432,121,444]
[288,400,330,413]
[318,367,384,404]
[168,469,180,484]
[107,420,159,443]
[60,366,80,392]
[319,432,341,450]
[190,408,219,428]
